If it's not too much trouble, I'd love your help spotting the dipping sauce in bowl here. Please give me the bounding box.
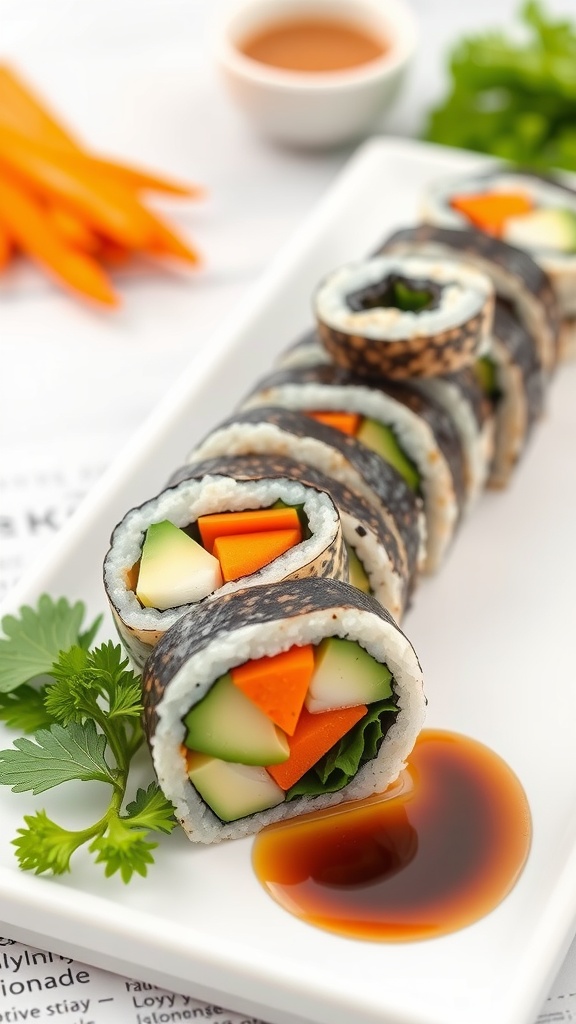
[215,0,418,148]
[239,16,388,72]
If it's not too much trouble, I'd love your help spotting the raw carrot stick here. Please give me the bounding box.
[0,124,154,249]
[81,155,201,197]
[231,645,315,735]
[0,65,79,151]
[145,210,201,265]
[0,219,12,269]
[0,174,118,306]
[198,507,302,554]
[308,411,361,435]
[213,528,301,582]
[267,704,368,790]
[47,203,100,253]
[450,192,533,236]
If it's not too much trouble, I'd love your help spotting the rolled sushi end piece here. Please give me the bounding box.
[313,254,494,380]
[142,577,426,843]
[171,453,411,622]
[103,471,346,669]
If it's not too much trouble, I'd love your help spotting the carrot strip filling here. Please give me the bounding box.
[450,191,533,236]
[198,507,301,554]
[231,645,315,735]
[213,528,302,582]
[267,704,368,790]
[308,410,361,435]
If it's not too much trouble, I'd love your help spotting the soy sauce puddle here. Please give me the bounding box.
[252,730,531,941]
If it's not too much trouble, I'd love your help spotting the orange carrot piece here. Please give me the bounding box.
[267,704,367,790]
[0,218,12,269]
[0,65,79,152]
[0,123,155,250]
[0,174,118,306]
[86,155,202,198]
[198,507,302,554]
[231,645,315,735]
[450,191,533,237]
[213,528,301,582]
[47,203,100,253]
[308,411,361,435]
[145,211,201,265]
[97,237,132,266]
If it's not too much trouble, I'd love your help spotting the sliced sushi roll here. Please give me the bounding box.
[420,174,566,366]
[240,364,467,573]
[188,405,424,604]
[379,223,558,384]
[379,225,551,486]
[170,453,412,623]
[313,254,494,379]
[275,329,493,511]
[479,299,544,488]
[103,469,346,669]
[142,577,426,843]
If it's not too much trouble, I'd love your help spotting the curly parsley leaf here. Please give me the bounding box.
[90,821,158,884]
[0,685,56,734]
[0,721,116,794]
[13,811,92,875]
[124,783,178,835]
[0,595,102,694]
[0,597,177,881]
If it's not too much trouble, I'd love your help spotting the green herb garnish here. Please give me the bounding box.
[423,1,576,172]
[0,596,176,882]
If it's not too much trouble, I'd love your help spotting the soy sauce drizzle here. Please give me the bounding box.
[252,730,531,941]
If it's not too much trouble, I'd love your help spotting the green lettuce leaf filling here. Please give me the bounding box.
[286,698,398,800]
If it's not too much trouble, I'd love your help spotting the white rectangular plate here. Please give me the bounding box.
[2,137,576,1024]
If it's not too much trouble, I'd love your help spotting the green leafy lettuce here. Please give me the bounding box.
[423,1,576,171]
[287,698,398,800]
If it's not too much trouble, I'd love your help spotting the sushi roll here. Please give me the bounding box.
[481,299,544,488]
[142,577,426,843]
[420,173,566,366]
[171,453,413,622]
[188,405,424,603]
[379,225,550,486]
[275,329,494,510]
[379,223,558,383]
[103,467,346,669]
[240,364,467,573]
[313,254,494,379]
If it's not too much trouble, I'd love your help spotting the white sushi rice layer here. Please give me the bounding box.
[152,605,426,843]
[104,475,340,635]
[314,255,492,341]
[340,511,405,622]
[242,382,455,572]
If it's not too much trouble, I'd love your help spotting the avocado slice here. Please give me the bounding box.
[503,207,576,253]
[183,673,290,765]
[136,520,223,610]
[474,356,500,399]
[187,754,285,821]
[305,638,393,714]
[356,418,420,492]
[346,543,371,594]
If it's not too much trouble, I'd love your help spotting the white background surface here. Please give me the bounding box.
[2,1,576,1022]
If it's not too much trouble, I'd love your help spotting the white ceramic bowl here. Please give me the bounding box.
[214,0,418,149]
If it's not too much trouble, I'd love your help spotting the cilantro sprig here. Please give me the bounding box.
[423,1,576,172]
[0,596,176,882]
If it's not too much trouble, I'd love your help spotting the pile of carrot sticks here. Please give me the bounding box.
[0,65,201,307]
